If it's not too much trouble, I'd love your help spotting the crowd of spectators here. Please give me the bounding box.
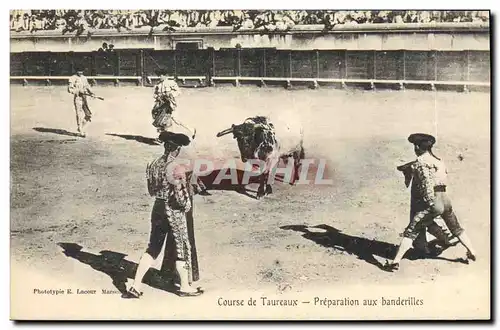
[10,10,490,34]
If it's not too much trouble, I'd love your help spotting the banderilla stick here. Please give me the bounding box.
[83,93,105,101]
[171,116,196,139]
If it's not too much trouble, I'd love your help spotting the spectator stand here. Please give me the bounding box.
[10,10,490,92]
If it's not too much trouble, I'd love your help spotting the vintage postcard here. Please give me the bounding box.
[9,9,491,320]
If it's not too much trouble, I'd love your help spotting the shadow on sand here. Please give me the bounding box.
[280,224,467,271]
[195,168,286,200]
[106,133,160,146]
[33,127,82,137]
[57,242,177,295]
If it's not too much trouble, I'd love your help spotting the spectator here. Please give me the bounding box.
[187,10,201,27]
[478,11,490,22]
[92,11,105,29]
[289,10,307,25]
[304,11,321,25]
[55,16,67,31]
[157,10,170,25]
[434,12,445,23]
[321,11,336,30]
[200,10,220,28]
[419,11,432,24]
[233,10,254,30]
[333,11,347,25]
[345,11,361,25]
[392,11,405,24]
[253,10,274,31]
[11,15,24,31]
[136,10,150,27]
[75,12,90,33]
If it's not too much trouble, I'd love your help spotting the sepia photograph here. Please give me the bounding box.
[8,8,491,320]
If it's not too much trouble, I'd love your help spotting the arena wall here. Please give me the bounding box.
[10,23,491,90]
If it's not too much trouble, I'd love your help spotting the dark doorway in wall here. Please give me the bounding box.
[175,42,201,51]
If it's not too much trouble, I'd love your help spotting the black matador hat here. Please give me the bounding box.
[155,67,169,76]
[408,133,436,147]
[74,63,85,72]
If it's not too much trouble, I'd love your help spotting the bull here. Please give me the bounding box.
[216,116,305,199]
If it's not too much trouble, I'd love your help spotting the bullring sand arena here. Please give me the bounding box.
[10,85,490,319]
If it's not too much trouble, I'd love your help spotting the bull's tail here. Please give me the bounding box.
[299,128,305,159]
[288,128,305,186]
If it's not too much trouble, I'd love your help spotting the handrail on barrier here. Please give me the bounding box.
[10,75,490,90]
[10,76,141,80]
[10,75,206,80]
[145,76,207,85]
[10,75,144,86]
[147,76,206,80]
[10,75,209,87]
[210,76,490,86]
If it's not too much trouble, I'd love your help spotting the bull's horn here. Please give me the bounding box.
[216,125,234,137]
